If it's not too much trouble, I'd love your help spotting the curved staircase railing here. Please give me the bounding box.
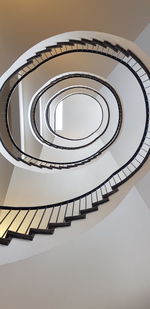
[29,73,121,151]
[0,33,149,245]
[0,38,149,170]
[0,141,149,245]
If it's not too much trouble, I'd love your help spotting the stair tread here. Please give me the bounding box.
[80,205,98,214]
[7,230,34,240]
[102,187,119,197]
[48,222,71,228]
[0,184,120,246]
[29,228,54,235]
[0,237,11,246]
[92,196,109,207]
[65,214,86,221]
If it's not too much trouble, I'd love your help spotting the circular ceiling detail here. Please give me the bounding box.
[48,93,103,140]
[29,72,122,152]
[44,84,110,145]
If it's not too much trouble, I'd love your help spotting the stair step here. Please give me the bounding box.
[65,214,86,222]
[29,228,54,235]
[48,222,71,228]
[6,230,34,241]
[102,187,119,198]
[0,182,120,247]
[0,237,11,246]
[111,184,119,190]
[80,205,98,214]
[92,196,109,207]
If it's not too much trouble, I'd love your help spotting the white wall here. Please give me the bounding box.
[0,184,150,309]
[136,170,150,209]
[4,150,118,206]
[0,154,14,205]
[135,24,150,55]
[62,94,102,139]
[106,60,146,165]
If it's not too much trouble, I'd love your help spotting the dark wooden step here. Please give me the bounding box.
[6,230,34,241]
[81,38,97,46]
[65,214,86,222]
[92,39,107,48]
[29,228,54,235]
[69,39,86,45]
[92,196,109,207]
[104,41,118,52]
[0,237,11,246]
[111,184,119,190]
[115,44,129,57]
[48,222,71,228]
[112,176,129,188]
[46,43,62,50]
[80,205,98,214]
[102,187,119,198]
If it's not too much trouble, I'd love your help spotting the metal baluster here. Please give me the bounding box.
[56,206,61,223]
[63,203,68,222]
[118,173,122,182]
[1,210,20,238]
[25,210,38,234]
[127,166,132,173]
[85,196,87,210]
[37,209,46,229]
[72,202,75,216]
[90,194,93,206]
[135,67,143,74]
[96,190,98,202]
[135,158,140,164]
[16,210,29,232]
[131,162,136,169]
[122,169,128,178]
[126,56,133,64]
[47,207,54,226]
[0,210,11,224]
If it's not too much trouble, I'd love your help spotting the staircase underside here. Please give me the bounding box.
[0,32,149,246]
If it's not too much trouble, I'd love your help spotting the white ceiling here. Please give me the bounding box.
[0,0,149,74]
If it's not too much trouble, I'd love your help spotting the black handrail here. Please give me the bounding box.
[0,39,149,173]
[2,41,148,154]
[34,82,111,145]
[0,38,149,245]
[46,90,105,141]
[1,45,124,167]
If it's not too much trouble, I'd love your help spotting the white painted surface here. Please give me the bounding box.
[61,93,102,139]
[0,154,14,205]
[4,150,118,206]
[136,170,150,209]
[108,62,146,165]
[0,186,150,309]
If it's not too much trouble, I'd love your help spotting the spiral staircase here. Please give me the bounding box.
[0,31,149,246]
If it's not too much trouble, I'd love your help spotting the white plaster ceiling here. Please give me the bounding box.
[0,0,149,74]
